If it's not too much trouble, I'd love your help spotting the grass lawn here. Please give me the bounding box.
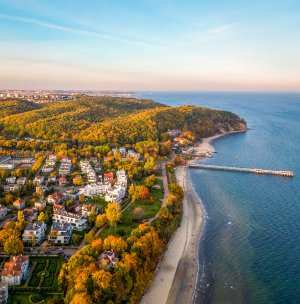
[97,187,164,239]
[155,177,163,188]
[8,294,55,304]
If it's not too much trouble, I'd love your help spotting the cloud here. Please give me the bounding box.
[0,13,158,47]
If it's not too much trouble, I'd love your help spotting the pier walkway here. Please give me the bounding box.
[188,164,294,177]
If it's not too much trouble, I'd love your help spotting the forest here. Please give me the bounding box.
[0,96,246,147]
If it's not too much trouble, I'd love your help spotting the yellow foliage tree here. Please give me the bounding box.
[105,202,121,229]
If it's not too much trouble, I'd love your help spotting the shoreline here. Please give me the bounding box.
[140,129,247,304]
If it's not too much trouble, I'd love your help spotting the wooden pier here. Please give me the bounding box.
[188,164,294,177]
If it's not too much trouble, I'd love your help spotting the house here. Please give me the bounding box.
[3,184,20,193]
[58,177,67,186]
[0,255,29,285]
[34,176,44,186]
[48,222,73,244]
[167,129,181,137]
[127,149,141,160]
[90,157,98,163]
[60,156,71,163]
[22,221,46,245]
[104,172,114,183]
[59,162,72,175]
[0,282,8,304]
[53,203,65,212]
[53,210,87,231]
[35,200,46,211]
[98,250,118,268]
[48,154,57,161]
[81,204,98,218]
[47,176,57,184]
[42,166,54,173]
[119,147,127,157]
[47,192,67,204]
[95,164,102,172]
[0,205,8,219]
[0,163,15,170]
[16,177,27,186]
[5,177,16,184]
[13,199,25,210]
[23,208,38,222]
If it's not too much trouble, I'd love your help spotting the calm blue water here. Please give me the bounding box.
[136,92,300,304]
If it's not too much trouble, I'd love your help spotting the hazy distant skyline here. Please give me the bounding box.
[0,0,300,91]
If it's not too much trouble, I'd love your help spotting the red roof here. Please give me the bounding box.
[0,255,29,277]
[104,172,114,178]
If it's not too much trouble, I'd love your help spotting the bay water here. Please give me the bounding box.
[136,92,300,304]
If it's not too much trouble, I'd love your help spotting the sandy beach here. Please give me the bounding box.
[141,129,247,304]
[141,166,204,304]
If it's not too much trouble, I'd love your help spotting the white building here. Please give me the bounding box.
[6,177,16,184]
[35,200,46,210]
[105,186,126,203]
[53,210,87,231]
[22,221,46,245]
[81,204,98,218]
[16,177,27,186]
[42,166,54,173]
[0,205,7,219]
[3,184,20,193]
[79,183,111,197]
[1,255,29,285]
[34,176,44,186]
[127,149,141,160]
[59,162,72,175]
[48,222,73,244]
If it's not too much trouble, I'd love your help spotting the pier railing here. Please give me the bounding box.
[188,164,294,177]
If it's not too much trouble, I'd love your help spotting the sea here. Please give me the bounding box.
[135,92,300,304]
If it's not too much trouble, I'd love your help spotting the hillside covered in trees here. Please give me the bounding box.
[0,96,246,146]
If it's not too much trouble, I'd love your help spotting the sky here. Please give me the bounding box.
[0,0,299,91]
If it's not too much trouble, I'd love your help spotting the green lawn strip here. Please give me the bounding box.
[155,177,163,188]
[8,294,55,304]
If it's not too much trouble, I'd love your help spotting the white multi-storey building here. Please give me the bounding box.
[22,221,46,245]
[48,222,73,244]
[53,210,87,231]
[79,183,111,197]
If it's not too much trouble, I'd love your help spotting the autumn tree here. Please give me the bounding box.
[169,183,184,199]
[73,176,84,186]
[38,211,47,222]
[92,269,112,290]
[128,184,135,196]
[105,202,121,229]
[103,235,127,253]
[91,238,102,253]
[144,174,156,188]
[138,186,150,200]
[4,235,24,255]
[95,214,107,228]
[84,230,95,244]
[87,208,97,225]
